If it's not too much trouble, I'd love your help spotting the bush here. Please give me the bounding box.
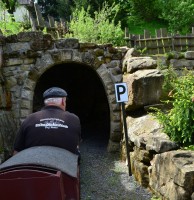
[66,2,125,46]
[0,18,22,36]
[152,70,194,146]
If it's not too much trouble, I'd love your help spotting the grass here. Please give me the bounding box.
[127,18,168,36]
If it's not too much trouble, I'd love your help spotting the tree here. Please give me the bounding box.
[2,0,18,15]
[129,0,161,21]
[158,0,194,34]
[37,0,59,19]
[56,0,75,21]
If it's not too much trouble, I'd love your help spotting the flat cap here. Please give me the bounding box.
[43,87,68,99]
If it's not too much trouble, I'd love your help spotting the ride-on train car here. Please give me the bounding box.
[0,146,80,200]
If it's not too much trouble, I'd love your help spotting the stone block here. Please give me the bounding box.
[21,89,33,100]
[126,113,168,148]
[170,59,194,70]
[130,152,149,187]
[146,136,179,153]
[23,58,35,64]
[56,38,79,49]
[185,51,194,59]
[110,131,121,142]
[17,32,44,42]
[30,34,53,51]
[149,151,194,200]
[20,99,31,109]
[79,42,97,49]
[3,43,31,54]
[123,69,164,111]
[36,53,54,69]
[107,140,120,152]
[108,60,121,68]
[133,146,152,165]
[20,109,31,118]
[94,48,104,57]
[61,50,73,61]
[6,58,23,66]
[110,111,121,122]
[123,57,157,73]
[0,88,11,109]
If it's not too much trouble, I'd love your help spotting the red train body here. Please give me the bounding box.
[0,146,80,200]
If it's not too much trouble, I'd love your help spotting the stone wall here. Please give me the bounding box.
[122,49,194,200]
[0,31,126,156]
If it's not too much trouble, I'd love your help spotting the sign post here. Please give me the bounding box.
[114,83,132,176]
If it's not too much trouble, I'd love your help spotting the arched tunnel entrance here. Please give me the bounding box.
[33,62,110,146]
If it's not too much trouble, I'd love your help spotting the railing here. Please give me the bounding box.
[18,0,69,38]
[125,28,194,55]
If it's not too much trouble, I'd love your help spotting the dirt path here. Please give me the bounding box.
[79,137,152,200]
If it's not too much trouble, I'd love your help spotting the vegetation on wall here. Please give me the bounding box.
[152,68,194,147]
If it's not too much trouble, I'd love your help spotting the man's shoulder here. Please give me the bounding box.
[65,111,79,119]
[23,110,43,121]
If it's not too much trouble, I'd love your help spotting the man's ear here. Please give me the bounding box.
[61,98,65,106]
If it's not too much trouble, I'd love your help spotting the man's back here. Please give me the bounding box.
[14,105,81,154]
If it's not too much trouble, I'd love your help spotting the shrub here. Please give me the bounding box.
[66,2,125,46]
[152,69,194,146]
[0,17,22,36]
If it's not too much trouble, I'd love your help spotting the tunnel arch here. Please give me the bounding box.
[19,46,122,152]
[32,63,110,142]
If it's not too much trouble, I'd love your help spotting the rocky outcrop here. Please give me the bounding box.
[122,49,194,200]
[122,49,164,111]
[149,151,194,200]
[123,57,157,73]
[124,113,194,200]
[123,70,164,111]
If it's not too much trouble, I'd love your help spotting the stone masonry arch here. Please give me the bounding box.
[0,32,124,152]
[21,61,120,152]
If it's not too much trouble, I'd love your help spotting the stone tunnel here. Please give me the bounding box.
[0,31,125,155]
[33,63,110,142]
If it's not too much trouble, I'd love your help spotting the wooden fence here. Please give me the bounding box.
[18,0,69,38]
[125,28,194,55]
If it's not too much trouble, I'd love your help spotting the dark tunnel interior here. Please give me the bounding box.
[33,62,110,144]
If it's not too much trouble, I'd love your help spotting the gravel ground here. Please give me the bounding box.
[79,137,152,200]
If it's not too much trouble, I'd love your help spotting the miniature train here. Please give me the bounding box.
[0,146,80,200]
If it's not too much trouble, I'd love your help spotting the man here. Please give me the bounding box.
[13,87,81,156]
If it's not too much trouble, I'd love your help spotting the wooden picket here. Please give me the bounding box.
[125,28,194,54]
[18,2,69,38]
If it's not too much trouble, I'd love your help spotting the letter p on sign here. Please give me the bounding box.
[115,83,128,103]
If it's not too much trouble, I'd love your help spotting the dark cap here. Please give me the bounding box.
[43,87,68,99]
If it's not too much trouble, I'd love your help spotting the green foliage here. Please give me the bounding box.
[158,0,194,34]
[56,0,75,21]
[37,0,59,19]
[1,0,18,14]
[151,196,162,200]
[127,17,167,36]
[152,70,194,146]
[129,0,161,21]
[0,14,22,36]
[66,2,125,46]
[159,65,178,96]
[183,145,194,150]
[125,0,194,35]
